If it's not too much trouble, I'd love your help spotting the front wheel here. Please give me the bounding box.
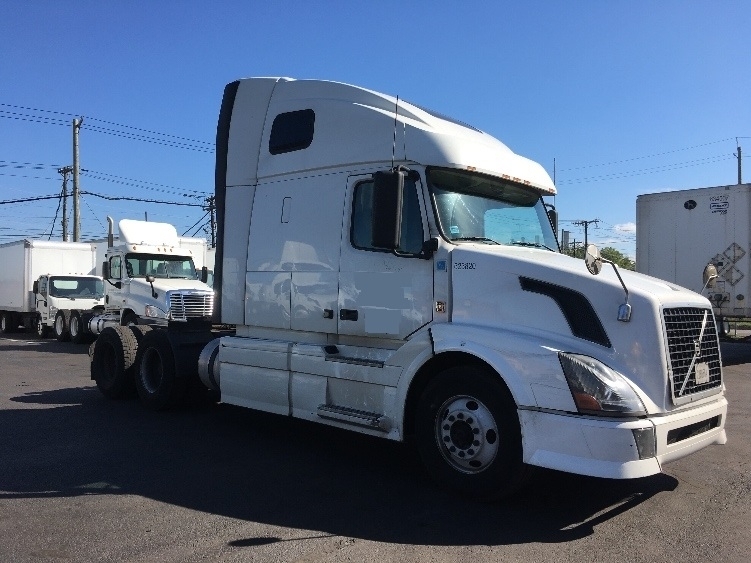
[35,315,49,338]
[415,366,528,501]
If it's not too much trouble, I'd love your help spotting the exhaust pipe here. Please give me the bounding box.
[107,216,114,248]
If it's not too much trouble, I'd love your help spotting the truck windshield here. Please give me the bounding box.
[125,254,197,279]
[48,277,105,298]
[428,168,558,251]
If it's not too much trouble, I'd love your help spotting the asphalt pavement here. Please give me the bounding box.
[0,334,749,563]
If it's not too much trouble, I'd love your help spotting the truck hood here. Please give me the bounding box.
[449,245,716,411]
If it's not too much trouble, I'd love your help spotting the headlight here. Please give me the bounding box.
[558,352,646,416]
[144,305,167,319]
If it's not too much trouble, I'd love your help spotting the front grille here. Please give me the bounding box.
[169,292,214,321]
[664,307,722,402]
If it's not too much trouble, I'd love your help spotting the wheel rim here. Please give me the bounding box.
[435,394,499,474]
[70,316,79,337]
[55,315,63,335]
[141,347,164,394]
[37,318,44,336]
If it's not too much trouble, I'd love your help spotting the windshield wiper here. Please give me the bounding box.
[452,236,500,245]
[509,241,556,251]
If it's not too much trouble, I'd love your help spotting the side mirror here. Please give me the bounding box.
[702,263,718,291]
[201,266,209,284]
[585,244,603,275]
[102,262,110,279]
[421,238,439,259]
[371,170,404,250]
[33,280,39,294]
[545,204,558,235]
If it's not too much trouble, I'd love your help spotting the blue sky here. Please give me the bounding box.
[1,1,750,258]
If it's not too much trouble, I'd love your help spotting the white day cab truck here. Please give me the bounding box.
[82,218,214,342]
[0,239,104,342]
[90,77,728,500]
[637,183,751,335]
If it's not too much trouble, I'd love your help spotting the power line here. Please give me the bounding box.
[558,138,738,171]
[557,154,735,186]
[80,190,204,207]
[0,191,203,207]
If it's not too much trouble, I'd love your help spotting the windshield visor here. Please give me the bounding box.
[428,168,557,250]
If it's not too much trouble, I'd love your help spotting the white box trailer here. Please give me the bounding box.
[636,184,751,324]
[0,239,102,338]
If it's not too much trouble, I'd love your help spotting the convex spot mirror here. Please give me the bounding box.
[585,244,603,275]
[703,263,718,290]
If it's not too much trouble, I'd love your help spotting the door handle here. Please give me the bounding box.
[340,309,358,321]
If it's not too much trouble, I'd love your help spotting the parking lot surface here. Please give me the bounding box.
[1,335,749,563]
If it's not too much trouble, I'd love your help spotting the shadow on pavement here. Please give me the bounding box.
[0,386,678,546]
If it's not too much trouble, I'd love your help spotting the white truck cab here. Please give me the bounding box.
[93,218,214,331]
[92,77,727,501]
[34,274,104,340]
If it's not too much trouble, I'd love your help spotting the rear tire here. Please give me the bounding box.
[415,366,528,501]
[135,329,185,410]
[69,310,88,344]
[1,312,17,334]
[54,310,71,342]
[91,326,138,399]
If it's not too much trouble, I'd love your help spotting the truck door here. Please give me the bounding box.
[104,254,127,312]
[36,276,49,322]
[338,173,433,340]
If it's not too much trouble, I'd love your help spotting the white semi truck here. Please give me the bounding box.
[91,77,728,500]
[0,239,104,341]
[637,183,751,333]
[84,218,214,337]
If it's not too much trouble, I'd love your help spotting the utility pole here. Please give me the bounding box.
[57,166,73,241]
[735,143,743,185]
[204,195,216,247]
[573,219,599,249]
[72,117,83,241]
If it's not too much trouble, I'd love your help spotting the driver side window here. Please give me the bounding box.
[110,256,122,279]
[351,177,424,255]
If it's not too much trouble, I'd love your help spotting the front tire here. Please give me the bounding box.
[134,329,185,410]
[35,315,49,338]
[54,310,71,341]
[415,366,528,501]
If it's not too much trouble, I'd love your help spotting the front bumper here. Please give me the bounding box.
[519,395,728,479]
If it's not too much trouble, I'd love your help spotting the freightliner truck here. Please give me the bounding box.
[83,217,214,339]
[90,77,728,500]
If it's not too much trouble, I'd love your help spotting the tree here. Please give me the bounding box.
[600,247,635,271]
